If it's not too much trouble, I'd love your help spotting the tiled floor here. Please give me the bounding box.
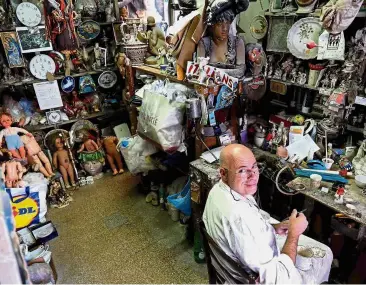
[48,172,208,283]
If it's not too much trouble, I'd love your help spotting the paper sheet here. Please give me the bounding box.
[33,81,63,110]
[286,134,320,162]
[200,146,224,163]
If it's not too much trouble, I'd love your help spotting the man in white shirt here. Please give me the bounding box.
[203,144,333,284]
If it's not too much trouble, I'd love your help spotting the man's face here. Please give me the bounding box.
[212,21,231,41]
[220,151,259,196]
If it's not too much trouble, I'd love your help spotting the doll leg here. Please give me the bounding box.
[9,149,21,159]
[106,154,118,175]
[19,146,26,159]
[66,164,76,186]
[38,152,55,176]
[112,152,124,173]
[32,155,51,178]
[5,180,12,188]
[59,165,70,187]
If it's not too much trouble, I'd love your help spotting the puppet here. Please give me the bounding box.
[52,137,76,188]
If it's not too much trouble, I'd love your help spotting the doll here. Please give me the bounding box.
[1,151,25,188]
[103,136,124,175]
[0,113,31,159]
[52,137,76,188]
[21,136,55,178]
[77,135,99,153]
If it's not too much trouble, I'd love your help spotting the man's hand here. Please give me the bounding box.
[273,221,289,235]
[288,209,308,237]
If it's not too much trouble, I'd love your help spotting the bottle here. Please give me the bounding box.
[159,183,166,210]
[193,230,206,263]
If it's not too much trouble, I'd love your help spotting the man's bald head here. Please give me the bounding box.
[220,144,255,169]
[219,144,259,196]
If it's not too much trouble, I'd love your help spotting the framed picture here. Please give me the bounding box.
[16,26,53,53]
[0,32,25,68]
[266,16,294,53]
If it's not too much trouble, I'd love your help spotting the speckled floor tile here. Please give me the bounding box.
[48,172,208,283]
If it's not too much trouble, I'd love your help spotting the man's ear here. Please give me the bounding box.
[219,167,227,182]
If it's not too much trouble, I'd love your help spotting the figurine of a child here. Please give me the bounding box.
[0,113,32,159]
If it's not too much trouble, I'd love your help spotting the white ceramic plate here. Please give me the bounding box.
[98,71,117,88]
[287,17,323,59]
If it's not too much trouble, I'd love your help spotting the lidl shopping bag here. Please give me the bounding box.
[167,179,191,216]
[6,184,47,229]
[137,90,186,153]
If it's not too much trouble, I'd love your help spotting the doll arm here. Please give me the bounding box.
[91,140,99,150]
[12,127,30,136]
[52,152,58,168]
[77,143,85,153]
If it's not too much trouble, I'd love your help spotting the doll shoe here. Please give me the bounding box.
[118,169,125,174]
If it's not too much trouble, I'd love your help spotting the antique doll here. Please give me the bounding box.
[0,113,32,159]
[197,1,247,66]
[21,135,55,178]
[1,151,25,188]
[103,136,124,176]
[77,134,99,153]
[52,137,76,188]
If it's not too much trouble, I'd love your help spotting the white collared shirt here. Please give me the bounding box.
[203,180,303,284]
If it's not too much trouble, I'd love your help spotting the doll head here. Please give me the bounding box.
[0,112,13,128]
[55,137,64,150]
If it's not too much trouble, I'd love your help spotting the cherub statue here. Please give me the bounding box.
[21,135,55,178]
[53,137,76,188]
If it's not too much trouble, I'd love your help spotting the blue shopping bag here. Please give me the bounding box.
[167,179,191,216]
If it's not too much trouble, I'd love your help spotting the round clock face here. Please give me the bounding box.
[30,54,56,79]
[16,2,42,27]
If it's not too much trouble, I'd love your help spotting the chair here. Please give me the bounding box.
[199,220,258,284]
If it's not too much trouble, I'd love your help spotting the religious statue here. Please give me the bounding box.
[197,0,247,67]
[266,54,275,78]
[137,16,167,65]
[62,50,74,76]
[93,42,102,69]
[44,0,78,51]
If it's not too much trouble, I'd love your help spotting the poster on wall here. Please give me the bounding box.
[0,32,25,68]
[118,0,165,23]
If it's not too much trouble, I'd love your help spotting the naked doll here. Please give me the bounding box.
[2,158,25,188]
[52,137,76,188]
[103,136,124,176]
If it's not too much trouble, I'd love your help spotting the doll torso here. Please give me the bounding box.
[55,149,70,167]
[84,139,99,152]
[6,161,21,181]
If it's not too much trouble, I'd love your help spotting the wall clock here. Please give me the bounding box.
[16,2,42,27]
[29,54,56,79]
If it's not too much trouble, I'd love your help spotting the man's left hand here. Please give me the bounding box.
[273,221,289,235]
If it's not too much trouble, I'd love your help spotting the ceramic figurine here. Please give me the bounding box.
[115,52,127,78]
[197,57,210,83]
[273,67,283,80]
[93,42,102,69]
[0,113,31,159]
[297,72,307,85]
[44,0,78,51]
[106,2,115,22]
[103,136,124,175]
[330,73,338,89]
[266,55,275,77]
[71,50,87,71]
[197,2,246,66]
[48,179,72,208]
[246,43,264,76]
[281,56,294,81]
[21,136,55,178]
[321,74,330,88]
[71,91,88,117]
[62,51,74,76]
[53,137,76,188]
[334,186,345,204]
[20,66,33,82]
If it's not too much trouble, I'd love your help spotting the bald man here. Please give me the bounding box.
[203,144,333,284]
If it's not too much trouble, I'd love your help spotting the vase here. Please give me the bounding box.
[123,44,148,65]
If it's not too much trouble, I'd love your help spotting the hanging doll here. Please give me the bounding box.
[21,135,55,178]
[102,136,124,176]
[0,112,32,159]
[52,137,76,188]
[1,151,25,188]
[44,0,78,51]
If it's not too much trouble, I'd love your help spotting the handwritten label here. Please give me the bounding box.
[33,81,63,110]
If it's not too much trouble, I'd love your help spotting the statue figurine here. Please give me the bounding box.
[0,113,31,160]
[53,137,76,188]
[21,135,55,178]
[2,156,25,188]
[197,2,246,66]
[2,64,16,83]
[93,42,102,69]
[266,55,275,78]
[281,56,294,81]
[71,90,88,117]
[62,50,74,76]
[197,57,210,83]
[115,52,128,78]
[330,73,338,89]
[106,2,115,22]
[103,136,124,175]
[297,72,307,85]
[273,67,283,80]
[246,43,264,76]
[44,0,78,51]
[321,73,330,88]
[334,186,345,204]
[137,16,167,65]
[120,6,128,20]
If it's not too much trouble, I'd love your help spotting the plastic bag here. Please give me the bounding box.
[167,179,191,216]
[120,135,158,175]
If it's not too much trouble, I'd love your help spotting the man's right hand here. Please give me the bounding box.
[288,209,308,237]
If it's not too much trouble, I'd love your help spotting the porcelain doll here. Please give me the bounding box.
[21,135,55,178]
[0,113,31,159]
[103,136,124,176]
[52,137,76,188]
[77,135,99,153]
[1,151,25,188]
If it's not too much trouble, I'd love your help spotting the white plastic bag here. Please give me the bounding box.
[120,135,158,175]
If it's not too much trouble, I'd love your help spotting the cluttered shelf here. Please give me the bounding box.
[265,10,366,17]
[269,78,320,91]
[25,108,124,132]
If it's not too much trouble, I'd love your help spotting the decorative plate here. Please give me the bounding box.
[287,17,323,59]
[29,54,56,79]
[77,20,101,41]
[250,15,268,40]
[16,2,42,27]
[61,76,75,93]
[98,71,117,88]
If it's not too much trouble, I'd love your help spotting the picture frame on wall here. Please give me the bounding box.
[16,26,53,53]
[266,16,294,53]
[0,32,25,68]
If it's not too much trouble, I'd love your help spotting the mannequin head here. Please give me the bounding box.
[209,9,235,41]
